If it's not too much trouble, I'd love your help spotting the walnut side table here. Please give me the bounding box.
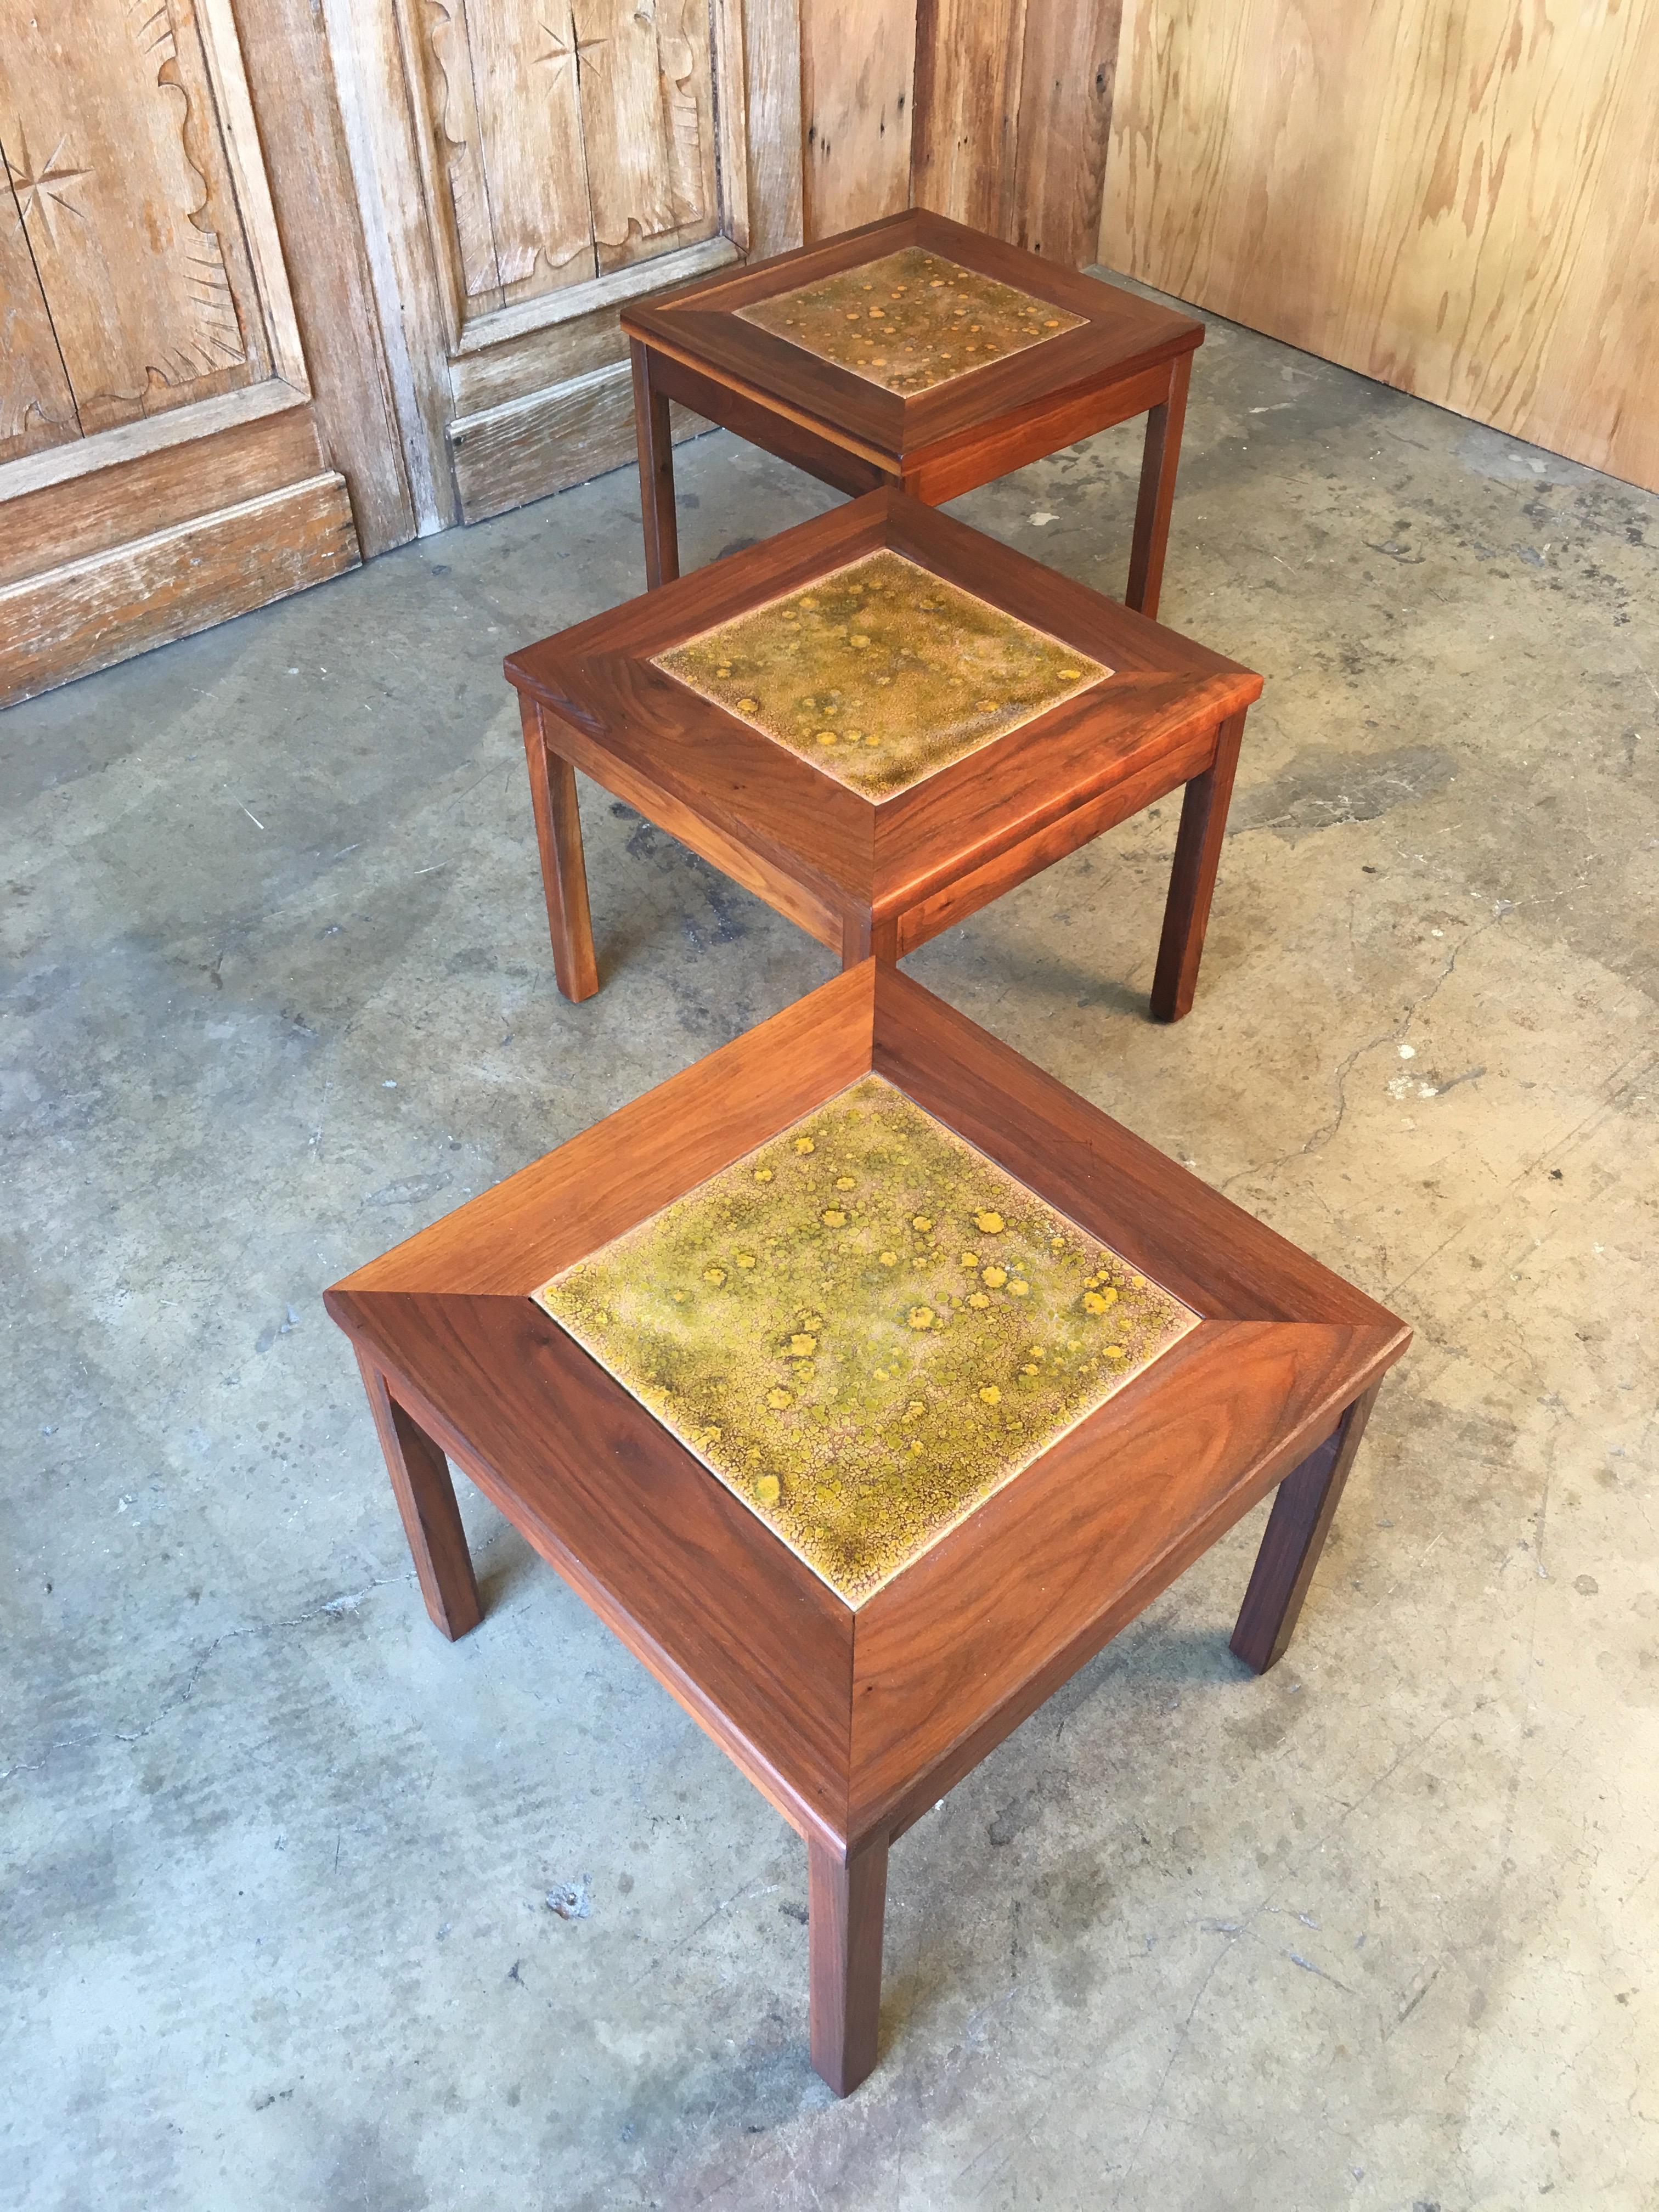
[621,208,1204,618]
[505,489,1261,1019]
[325,963,1409,2096]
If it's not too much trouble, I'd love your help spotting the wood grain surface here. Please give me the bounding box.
[800,0,917,239]
[329,961,1410,2085]
[331,1286,858,1846]
[1,472,358,707]
[1103,0,1659,492]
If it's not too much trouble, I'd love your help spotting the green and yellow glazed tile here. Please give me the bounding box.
[653,549,1108,801]
[533,1075,1199,1604]
[737,247,1085,395]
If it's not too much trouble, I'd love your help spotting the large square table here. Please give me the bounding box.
[621,208,1204,619]
[326,964,1409,2095]
[506,490,1261,1018]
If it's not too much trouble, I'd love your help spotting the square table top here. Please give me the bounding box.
[620,208,1204,467]
[505,489,1261,915]
[533,1070,1200,1603]
[327,965,1408,1854]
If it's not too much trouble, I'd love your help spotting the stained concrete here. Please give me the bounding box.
[4,282,1656,2212]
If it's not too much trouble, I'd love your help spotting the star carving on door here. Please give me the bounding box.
[4,127,92,246]
[535,11,607,77]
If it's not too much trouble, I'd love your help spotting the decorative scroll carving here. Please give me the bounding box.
[0,0,265,443]
[408,0,720,317]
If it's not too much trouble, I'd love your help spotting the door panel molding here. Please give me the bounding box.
[326,0,798,528]
[0,472,358,702]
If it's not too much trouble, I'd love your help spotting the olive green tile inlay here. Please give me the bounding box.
[737,247,1085,394]
[533,1076,1199,1604]
[652,549,1109,800]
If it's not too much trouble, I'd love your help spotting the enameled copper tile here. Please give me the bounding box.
[652,549,1109,800]
[534,1075,1199,1604]
[736,247,1085,394]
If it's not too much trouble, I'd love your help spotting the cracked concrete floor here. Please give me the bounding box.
[4,284,1657,2212]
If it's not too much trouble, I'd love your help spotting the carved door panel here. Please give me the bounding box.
[341,0,805,526]
[0,0,407,706]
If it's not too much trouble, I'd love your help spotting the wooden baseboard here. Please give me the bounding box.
[0,472,360,708]
[448,359,706,526]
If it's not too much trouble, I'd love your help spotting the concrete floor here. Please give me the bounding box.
[4,284,1657,2212]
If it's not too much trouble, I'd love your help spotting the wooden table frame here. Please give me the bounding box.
[326,964,1409,2096]
[622,207,1205,620]
[505,489,1261,1021]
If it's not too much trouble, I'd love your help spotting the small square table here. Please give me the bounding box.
[326,963,1409,2095]
[505,489,1261,1019]
[620,208,1205,618]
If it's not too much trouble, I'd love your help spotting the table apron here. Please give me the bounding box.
[900,361,1177,506]
[890,724,1217,955]
[642,341,895,498]
[533,701,850,953]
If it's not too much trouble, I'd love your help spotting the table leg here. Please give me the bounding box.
[1231,1385,1380,1674]
[808,1835,888,2095]
[354,1350,482,1642]
[1149,709,1246,1023]
[841,910,900,969]
[520,697,600,1002]
[630,339,680,589]
[1126,352,1192,620]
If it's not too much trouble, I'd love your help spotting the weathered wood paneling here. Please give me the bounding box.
[912,0,1025,236]
[448,360,705,524]
[1009,0,1121,262]
[0,200,78,460]
[801,0,917,239]
[1102,0,1659,494]
[0,473,359,706]
[0,393,325,590]
[742,0,804,258]
[0,0,263,448]
[910,0,1121,267]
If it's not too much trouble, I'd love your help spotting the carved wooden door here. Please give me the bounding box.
[0,0,410,707]
[343,0,804,526]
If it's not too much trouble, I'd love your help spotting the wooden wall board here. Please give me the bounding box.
[801,0,917,239]
[0,206,79,461]
[910,0,1123,268]
[235,0,416,553]
[315,0,461,532]
[741,0,804,258]
[449,239,738,416]
[449,360,707,524]
[0,0,264,450]
[0,399,325,592]
[0,473,358,706]
[1102,0,1659,494]
[1009,0,1121,263]
[911,0,1026,237]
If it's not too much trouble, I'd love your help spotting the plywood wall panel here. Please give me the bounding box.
[1103,0,1659,493]
[801,0,917,238]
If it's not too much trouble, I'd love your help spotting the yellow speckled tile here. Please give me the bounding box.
[533,1075,1199,1604]
[653,549,1108,801]
[737,247,1085,395]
